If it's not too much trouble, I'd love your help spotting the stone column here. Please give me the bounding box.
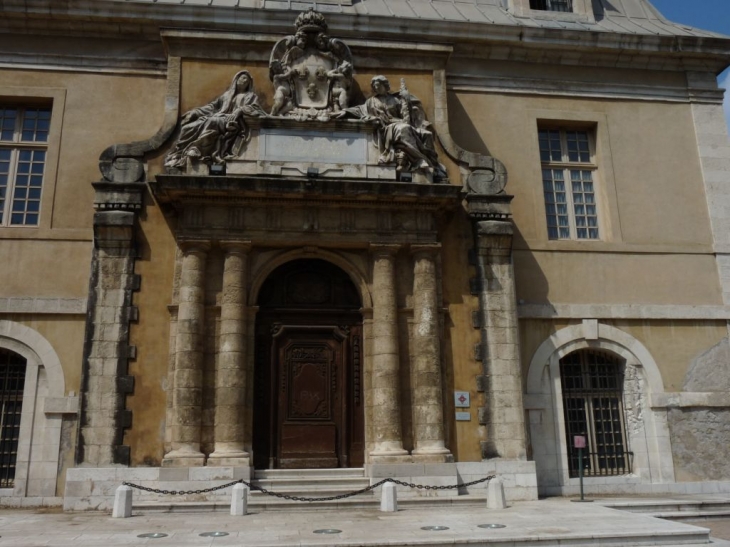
[410,245,451,461]
[474,221,526,460]
[163,240,210,467]
[208,241,251,467]
[369,244,409,459]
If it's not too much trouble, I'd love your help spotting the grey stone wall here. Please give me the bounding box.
[669,407,730,481]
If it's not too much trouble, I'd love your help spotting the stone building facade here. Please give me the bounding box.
[0,0,729,509]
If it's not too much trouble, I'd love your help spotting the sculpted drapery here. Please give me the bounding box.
[343,76,446,179]
[165,70,266,168]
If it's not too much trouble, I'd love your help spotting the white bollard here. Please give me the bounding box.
[486,477,506,510]
[231,483,249,516]
[380,482,398,512]
[112,485,133,518]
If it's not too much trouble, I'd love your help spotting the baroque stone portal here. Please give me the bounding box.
[164,8,447,182]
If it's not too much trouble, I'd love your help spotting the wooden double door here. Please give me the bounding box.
[252,259,364,469]
[254,321,363,469]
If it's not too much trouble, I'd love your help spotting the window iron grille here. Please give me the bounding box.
[560,349,632,478]
[530,0,573,12]
[0,349,25,488]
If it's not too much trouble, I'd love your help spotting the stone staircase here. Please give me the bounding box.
[133,467,490,512]
[600,496,730,521]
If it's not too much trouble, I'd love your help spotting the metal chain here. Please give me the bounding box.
[122,474,496,502]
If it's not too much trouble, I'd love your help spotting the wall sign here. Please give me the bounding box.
[455,412,471,421]
[454,391,470,408]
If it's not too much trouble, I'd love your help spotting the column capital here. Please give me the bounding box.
[369,243,401,257]
[220,240,252,254]
[410,243,441,257]
[178,239,211,254]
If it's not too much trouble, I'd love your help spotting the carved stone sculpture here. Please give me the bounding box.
[163,9,453,183]
[165,70,265,168]
[268,8,353,119]
[341,76,447,180]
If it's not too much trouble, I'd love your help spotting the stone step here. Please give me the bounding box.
[251,476,371,490]
[133,493,490,513]
[603,499,730,514]
[253,467,365,479]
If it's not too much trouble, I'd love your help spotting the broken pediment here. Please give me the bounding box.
[163,8,448,184]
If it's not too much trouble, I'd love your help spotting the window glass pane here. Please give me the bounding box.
[539,129,562,162]
[570,169,598,240]
[10,148,44,226]
[0,109,17,141]
[566,131,590,162]
[20,109,51,143]
[543,169,571,240]
[530,0,572,12]
[0,148,9,224]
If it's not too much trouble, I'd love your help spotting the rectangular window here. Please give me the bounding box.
[539,127,599,240]
[530,0,573,12]
[0,106,51,227]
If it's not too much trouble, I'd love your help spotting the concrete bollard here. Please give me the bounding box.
[231,483,249,516]
[380,482,398,512]
[486,477,506,510]
[112,485,133,518]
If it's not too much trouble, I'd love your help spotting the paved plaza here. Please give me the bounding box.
[0,498,728,547]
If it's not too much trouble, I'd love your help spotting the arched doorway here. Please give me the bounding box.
[253,259,364,469]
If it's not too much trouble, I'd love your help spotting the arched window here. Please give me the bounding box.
[560,349,631,477]
[0,348,25,487]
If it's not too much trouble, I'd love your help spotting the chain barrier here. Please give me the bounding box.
[122,474,496,502]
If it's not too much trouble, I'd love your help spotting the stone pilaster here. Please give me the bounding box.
[410,245,452,461]
[369,244,409,460]
[208,241,252,467]
[163,240,210,467]
[78,182,144,467]
[474,220,526,460]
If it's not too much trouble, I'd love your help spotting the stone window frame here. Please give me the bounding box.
[0,321,76,499]
[527,109,622,249]
[510,0,596,22]
[524,322,675,495]
[538,125,601,241]
[0,87,65,240]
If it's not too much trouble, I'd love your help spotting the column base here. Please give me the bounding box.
[411,452,454,464]
[162,448,206,467]
[412,441,453,463]
[207,451,250,467]
[369,444,411,463]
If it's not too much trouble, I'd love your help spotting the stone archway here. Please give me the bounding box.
[252,259,364,469]
[525,322,675,495]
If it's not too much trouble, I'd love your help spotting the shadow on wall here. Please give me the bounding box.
[511,225,552,311]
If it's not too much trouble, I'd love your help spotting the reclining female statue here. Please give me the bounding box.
[165,70,266,168]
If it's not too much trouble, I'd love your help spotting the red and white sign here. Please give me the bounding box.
[574,435,587,449]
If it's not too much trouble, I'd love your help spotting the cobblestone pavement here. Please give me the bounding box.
[684,518,730,540]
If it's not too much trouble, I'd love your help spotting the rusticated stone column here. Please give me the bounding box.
[163,240,210,467]
[410,245,451,461]
[208,241,251,467]
[474,221,526,460]
[369,244,409,459]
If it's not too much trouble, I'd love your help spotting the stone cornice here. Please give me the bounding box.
[151,175,464,212]
[1,1,728,73]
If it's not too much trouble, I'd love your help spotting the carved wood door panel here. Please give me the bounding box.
[277,328,344,468]
[274,326,345,469]
[253,259,364,469]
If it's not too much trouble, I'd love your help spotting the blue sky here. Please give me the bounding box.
[649,0,730,129]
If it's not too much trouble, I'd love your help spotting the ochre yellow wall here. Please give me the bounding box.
[519,319,728,392]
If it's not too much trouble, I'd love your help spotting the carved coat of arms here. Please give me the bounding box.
[269,9,353,119]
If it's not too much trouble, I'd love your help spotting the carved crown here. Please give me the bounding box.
[295,8,328,33]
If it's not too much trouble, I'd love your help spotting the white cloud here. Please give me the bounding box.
[719,68,730,134]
